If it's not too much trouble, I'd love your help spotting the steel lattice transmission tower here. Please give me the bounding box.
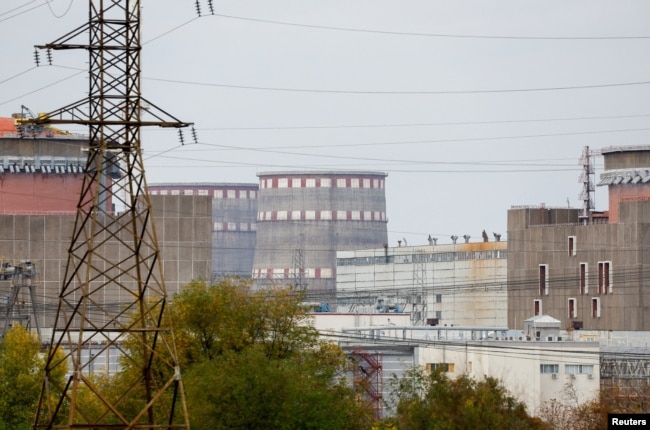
[30,1,191,428]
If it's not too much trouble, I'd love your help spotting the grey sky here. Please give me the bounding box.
[1,1,649,246]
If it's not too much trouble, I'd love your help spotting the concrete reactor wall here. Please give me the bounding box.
[148,183,258,279]
[0,195,213,331]
[253,171,389,302]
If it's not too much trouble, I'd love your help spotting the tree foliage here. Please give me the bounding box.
[385,367,546,430]
[0,325,65,430]
[171,279,373,429]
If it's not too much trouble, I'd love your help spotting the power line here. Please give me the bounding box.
[204,12,650,41]
[0,0,47,23]
[193,114,650,131]
[146,75,650,95]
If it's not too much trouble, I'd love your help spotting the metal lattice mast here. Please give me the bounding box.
[578,145,595,225]
[2,261,41,341]
[31,2,190,428]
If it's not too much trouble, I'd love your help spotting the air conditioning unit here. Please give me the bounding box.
[551,373,558,379]
[587,374,593,379]
[569,374,576,379]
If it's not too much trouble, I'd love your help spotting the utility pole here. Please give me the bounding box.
[29,2,191,428]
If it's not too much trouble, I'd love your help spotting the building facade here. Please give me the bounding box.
[148,183,258,280]
[508,146,650,332]
[336,239,507,327]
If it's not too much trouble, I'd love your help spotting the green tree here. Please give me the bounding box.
[172,279,374,429]
[0,325,66,430]
[386,367,547,430]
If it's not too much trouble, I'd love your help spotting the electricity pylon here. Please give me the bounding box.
[29,2,191,428]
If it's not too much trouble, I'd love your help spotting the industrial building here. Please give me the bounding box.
[508,145,650,332]
[0,113,88,213]
[336,319,600,417]
[0,116,212,332]
[148,183,258,280]
[253,171,389,302]
[336,237,507,327]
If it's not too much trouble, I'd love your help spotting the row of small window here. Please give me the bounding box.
[534,297,602,318]
[540,364,594,375]
[538,261,612,296]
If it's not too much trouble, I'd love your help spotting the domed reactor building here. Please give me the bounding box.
[253,171,389,304]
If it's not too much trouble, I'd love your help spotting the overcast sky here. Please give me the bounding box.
[1,1,649,246]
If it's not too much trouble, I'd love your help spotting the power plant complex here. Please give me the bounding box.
[3,106,650,419]
[0,114,391,327]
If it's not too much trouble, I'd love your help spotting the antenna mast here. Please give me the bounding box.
[578,146,595,225]
[30,2,190,428]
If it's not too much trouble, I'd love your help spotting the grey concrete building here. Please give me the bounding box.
[148,183,258,280]
[508,146,650,331]
[0,194,212,332]
[253,171,389,303]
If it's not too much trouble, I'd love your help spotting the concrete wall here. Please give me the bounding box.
[0,195,212,330]
[507,203,650,331]
[148,183,258,279]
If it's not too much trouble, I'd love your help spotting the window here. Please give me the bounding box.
[435,311,442,319]
[565,364,593,375]
[568,236,576,256]
[427,363,455,373]
[539,264,549,296]
[598,261,612,294]
[534,299,542,316]
[580,263,588,295]
[568,298,577,319]
[435,294,442,303]
[592,298,600,318]
[540,364,559,374]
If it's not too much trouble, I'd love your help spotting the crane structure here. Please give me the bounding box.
[27,2,191,428]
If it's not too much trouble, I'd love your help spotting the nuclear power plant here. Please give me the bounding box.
[1,118,391,329]
[252,171,389,302]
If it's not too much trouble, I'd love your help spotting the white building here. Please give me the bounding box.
[336,240,507,327]
[335,324,600,416]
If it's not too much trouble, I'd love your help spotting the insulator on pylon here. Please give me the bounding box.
[195,0,202,17]
[46,49,53,65]
[33,49,40,66]
[178,129,185,145]
[207,0,215,14]
[191,126,198,144]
